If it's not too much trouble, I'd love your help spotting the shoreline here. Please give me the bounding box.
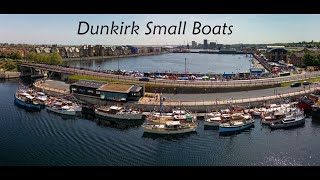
[0,71,20,79]
[63,52,168,61]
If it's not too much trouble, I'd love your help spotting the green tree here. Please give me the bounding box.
[49,52,63,65]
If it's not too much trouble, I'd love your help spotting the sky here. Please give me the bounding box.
[1,14,320,45]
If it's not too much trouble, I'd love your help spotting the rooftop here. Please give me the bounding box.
[97,83,133,93]
[130,85,143,92]
[72,80,106,89]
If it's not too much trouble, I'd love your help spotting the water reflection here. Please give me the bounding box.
[92,117,144,130]
[142,131,197,140]
[218,125,255,137]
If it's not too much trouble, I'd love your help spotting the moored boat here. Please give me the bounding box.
[47,105,77,116]
[269,109,305,129]
[204,116,221,127]
[219,118,255,133]
[298,96,314,111]
[14,92,41,110]
[142,120,197,134]
[95,105,143,120]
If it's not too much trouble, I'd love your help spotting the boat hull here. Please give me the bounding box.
[298,101,312,111]
[143,126,197,135]
[312,108,320,120]
[269,117,305,129]
[261,119,282,125]
[14,96,41,110]
[47,107,76,116]
[204,120,220,127]
[219,121,254,133]
[95,110,143,120]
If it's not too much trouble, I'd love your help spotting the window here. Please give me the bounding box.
[96,91,100,95]
[79,89,85,93]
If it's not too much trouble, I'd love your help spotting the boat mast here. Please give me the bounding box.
[159,93,163,125]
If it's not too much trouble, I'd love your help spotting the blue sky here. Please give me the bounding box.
[1,14,319,45]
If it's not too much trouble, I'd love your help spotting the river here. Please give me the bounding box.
[63,53,252,74]
[1,79,320,166]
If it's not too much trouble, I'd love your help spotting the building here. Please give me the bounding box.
[250,68,265,76]
[289,52,304,67]
[80,45,89,57]
[88,45,94,57]
[191,41,197,49]
[204,39,208,49]
[70,80,145,102]
[94,45,102,56]
[209,42,216,49]
[266,47,288,62]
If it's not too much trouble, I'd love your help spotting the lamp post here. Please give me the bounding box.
[185,58,187,85]
[117,53,120,80]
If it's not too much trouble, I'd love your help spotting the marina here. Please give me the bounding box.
[2,79,320,166]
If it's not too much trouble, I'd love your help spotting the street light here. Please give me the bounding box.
[117,52,120,80]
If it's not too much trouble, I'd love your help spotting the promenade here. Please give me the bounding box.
[139,86,318,107]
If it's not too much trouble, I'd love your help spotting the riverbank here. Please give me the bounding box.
[63,52,168,61]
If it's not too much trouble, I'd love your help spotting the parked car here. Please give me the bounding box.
[139,77,150,82]
[303,81,310,85]
[291,82,301,87]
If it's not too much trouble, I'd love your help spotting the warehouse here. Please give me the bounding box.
[70,80,144,102]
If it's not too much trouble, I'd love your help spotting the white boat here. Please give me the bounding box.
[47,105,77,116]
[95,106,143,120]
[219,119,255,133]
[142,121,197,134]
[252,107,266,116]
[269,110,305,129]
[204,116,221,127]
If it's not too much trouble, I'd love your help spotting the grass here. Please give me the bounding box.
[68,75,132,84]
[68,75,280,89]
[280,77,320,87]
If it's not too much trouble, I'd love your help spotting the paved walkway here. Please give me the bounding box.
[34,79,319,107]
[34,80,69,94]
[139,86,319,106]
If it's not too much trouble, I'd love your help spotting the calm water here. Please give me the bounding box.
[1,79,320,166]
[64,53,252,74]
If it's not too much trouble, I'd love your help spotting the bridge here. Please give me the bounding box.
[19,62,320,87]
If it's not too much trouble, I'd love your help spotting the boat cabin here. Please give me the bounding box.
[165,121,181,129]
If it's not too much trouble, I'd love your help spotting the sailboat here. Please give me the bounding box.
[142,94,197,134]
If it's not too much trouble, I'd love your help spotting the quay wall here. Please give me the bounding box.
[63,52,167,61]
[73,89,316,113]
[0,72,20,79]
[145,83,281,94]
[33,81,68,97]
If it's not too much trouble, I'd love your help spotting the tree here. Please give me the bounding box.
[49,52,63,65]
[26,52,63,65]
